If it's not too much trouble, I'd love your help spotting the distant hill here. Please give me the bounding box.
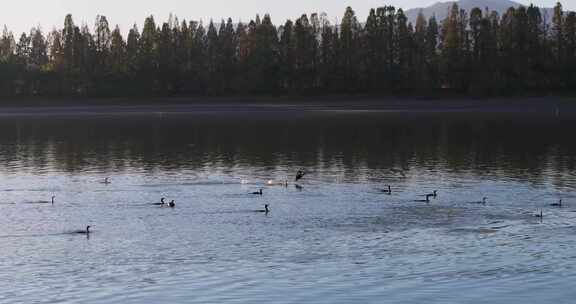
[405,0,554,24]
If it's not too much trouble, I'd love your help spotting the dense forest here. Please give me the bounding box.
[0,2,574,98]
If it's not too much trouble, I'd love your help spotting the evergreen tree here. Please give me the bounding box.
[139,16,158,92]
[48,29,64,72]
[279,20,295,90]
[294,14,317,90]
[140,16,158,68]
[246,14,279,93]
[340,7,361,91]
[552,2,564,64]
[93,15,112,89]
[62,14,75,72]
[0,27,15,63]
[364,8,380,90]
[157,22,175,93]
[526,5,545,89]
[206,20,220,92]
[425,16,440,88]
[109,26,127,74]
[441,4,466,90]
[565,12,576,87]
[219,18,237,93]
[15,33,30,64]
[395,9,412,89]
[30,28,48,68]
[319,17,338,91]
[414,12,429,89]
[126,24,140,75]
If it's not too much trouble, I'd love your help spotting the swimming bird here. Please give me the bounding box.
[381,185,392,194]
[256,204,270,213]
[101,178,111,185]
[75,226,91,235]
[168,200,175,208]
[415,194,433,203]
[252,189,263,195]
[152,198,166,206]
[295,170,306,182]
[27,196,55,204]
[551,199,563,207]
[535,209,544,220]
[471,197,487,205]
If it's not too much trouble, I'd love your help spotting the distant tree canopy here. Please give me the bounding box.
[0,2,575,98]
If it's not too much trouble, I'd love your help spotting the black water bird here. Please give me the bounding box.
[28,196,55,205]
[415,194,433,203]
[535,209,544,220]
[75,226,91,235]
[295,170,306,182]
[256,204,270,213]
[381,185,392,194]
[252,189,263,195]
[551,199,563,207]
[168,200,175,208]
[471,197,487,205]
[152,198,166,206]
[428,190,438,198]
[295,184,303,191]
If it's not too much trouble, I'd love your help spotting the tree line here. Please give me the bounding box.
[0,2,574,98]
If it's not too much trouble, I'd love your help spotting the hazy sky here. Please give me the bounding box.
[2,0,574,35]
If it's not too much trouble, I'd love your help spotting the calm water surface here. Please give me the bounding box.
[1,112,576,303]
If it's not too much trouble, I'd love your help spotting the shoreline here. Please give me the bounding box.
[0,96,573,117]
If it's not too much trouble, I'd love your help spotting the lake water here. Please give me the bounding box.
[1,111,576,303]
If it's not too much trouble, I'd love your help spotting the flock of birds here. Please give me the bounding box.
[20,170,308,236]
[20,169,563,236]
[380,184,563,221]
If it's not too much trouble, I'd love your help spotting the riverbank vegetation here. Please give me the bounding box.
[0,2,574,98]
